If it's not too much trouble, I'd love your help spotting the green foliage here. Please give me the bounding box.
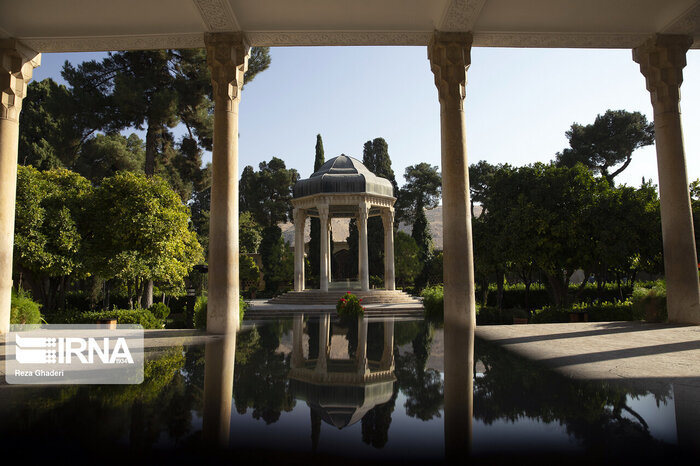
[394,231,420,287]
[555,110,654,184]
[192,295,247,329]
[631,281,667,323]
[336,292,365,317]
[259,225,294,293]
[369,275,384,289]
[86,171,203,306]
[239,211,262,254]
[240,158,299,227]
[240,254,261,286]
[10,289,43,325]
[530,300,640,323]
[73,133,145,182]
[148,302,171,319]
[396,163,441,226]
[421,285,444,321]
[69,309,162,328]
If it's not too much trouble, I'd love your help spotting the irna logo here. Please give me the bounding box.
[15,334,134,365]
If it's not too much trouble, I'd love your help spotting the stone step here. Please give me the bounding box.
[267,290,421,306]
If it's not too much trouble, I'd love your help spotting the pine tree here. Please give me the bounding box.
[309,134,325,279]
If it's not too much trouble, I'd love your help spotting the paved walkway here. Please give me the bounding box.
[475,321,700,389]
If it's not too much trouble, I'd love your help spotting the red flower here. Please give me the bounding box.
[359,299,362,302]
[341,298,346,302]
[347,291,351,294]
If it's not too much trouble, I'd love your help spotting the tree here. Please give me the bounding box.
[86,172,203,308]
[259,226,294,293]
[239,211,263,254]
[363,138,399,278]
[394,231,420,288]
[468,160,497,218]
[309,134,325,277]
[14,166,93,312]
[239,157,299,228]
[555,110,654,185]
[396,163,441,282]
[73,133,145,182]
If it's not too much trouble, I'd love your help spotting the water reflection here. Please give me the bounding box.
[0,314,697,462]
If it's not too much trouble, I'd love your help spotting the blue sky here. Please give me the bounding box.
[32,46,700,190]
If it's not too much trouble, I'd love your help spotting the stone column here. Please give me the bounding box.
[315,313,330,373]
[634,34,700,324]
[0,40,40,334]
[358,201,370,291]
[293,208,306,292]
[356,316,368,375]
[429,32,476,461]
[382,208,396,291]
[318,203,329,292]
[326,216,332,283]
[204,33,249,334]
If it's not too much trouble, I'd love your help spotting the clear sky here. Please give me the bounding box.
[32,46,700,191]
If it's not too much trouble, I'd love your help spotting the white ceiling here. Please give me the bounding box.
[1,0,698,52]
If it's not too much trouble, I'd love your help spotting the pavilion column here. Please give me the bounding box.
[634,34,700,324]
[326,216,332,283]
[0,40,40,335]
[204,33,249,333]
[382,207,396,290]
[429,32,475,461]
[293,208,306,292]
[358,201,370,291]
[318,203,329,292]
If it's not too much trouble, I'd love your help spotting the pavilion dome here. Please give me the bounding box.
[293,154,394,198]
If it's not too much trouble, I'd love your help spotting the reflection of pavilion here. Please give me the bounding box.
[288,314,395,430]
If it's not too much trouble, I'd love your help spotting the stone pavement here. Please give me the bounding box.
[475,321,700,387]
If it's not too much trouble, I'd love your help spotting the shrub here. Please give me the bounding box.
[369,275,383,289]
[336,292,364,317]
[10,289,43,325]
[530,300,640,323]
[71,309,162,329]
[421,285,444,321]
[148,302,171,319]
[193,295,247,329]
[631,281,667,322]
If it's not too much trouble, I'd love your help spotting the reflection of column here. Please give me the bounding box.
[356,317,368,375]
[291,313,304,368]
[429,31,475,462]
[674,381,700,455]
[319,204,329,292]
[293,208,306,291]
[202,333,237,447]
[315,313,330,373]
[358,202,370,291]
[633,35,700,324]
[380,319,395,370]
[0,40,40,334]
[382,208,396,291]
[205,33,249,333]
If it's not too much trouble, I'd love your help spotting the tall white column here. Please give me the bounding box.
[380,319,395,370]
[634,34,700,324]
[429,31,475,461]
[202,333,236,447]
[291,313,304,368]
[382,208,396,291]
[0,40,40,334]
[358,201,370,291]
[326,216,332,283]
[318,203,329,292]
[204,33,249,334]
[293,208,306,292]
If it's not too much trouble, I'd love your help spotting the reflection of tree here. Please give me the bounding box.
[394,322,444,421]
[473,339,672,453]
[361,389,398,448]
[233,324,296,424]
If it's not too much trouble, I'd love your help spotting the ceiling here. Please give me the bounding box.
[1,0,698,52]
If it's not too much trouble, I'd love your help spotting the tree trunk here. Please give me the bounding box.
[145,124,157,177]
[143,280,153,308]
[496,269,505,312]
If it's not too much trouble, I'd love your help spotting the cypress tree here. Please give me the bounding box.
[308,134,325,281]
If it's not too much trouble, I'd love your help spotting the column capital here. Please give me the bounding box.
[293,207,306,225]
[428,31,472,109]
[317,202,329,220]
[633,34,692,114]
[0,40,40,122]
[358,201,370,222]
[205,33,250,112]
[381,207,394,230]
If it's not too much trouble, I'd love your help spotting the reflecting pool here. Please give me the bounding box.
[0,314,697,464]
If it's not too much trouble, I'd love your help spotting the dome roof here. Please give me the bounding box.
[293,155,394,198]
